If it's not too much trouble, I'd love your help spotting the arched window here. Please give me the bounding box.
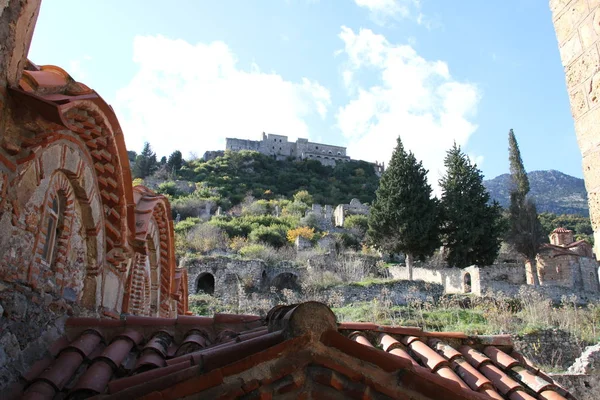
[42,193,66,265]
[337,152,341,155]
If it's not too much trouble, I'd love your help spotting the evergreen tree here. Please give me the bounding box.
[167,150,184,175]
[367,136,440,279]
[439,143,504,268]
[133,142,158,179]
[160,156,167,165]
[506,129,544,285]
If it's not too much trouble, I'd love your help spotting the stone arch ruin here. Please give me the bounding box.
[196,272,216,295]
[271,272,301,291]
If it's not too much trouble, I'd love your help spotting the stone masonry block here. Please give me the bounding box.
[570,87,589,118]
[551,0,574,17]
[581,148,600,189]
[560,32,584,66]
[566,45,600,87]
[575,95,600,151]
[578,8,600,49]
[589,0,600,11]
[586,68,600,107]
[554,0,589,42]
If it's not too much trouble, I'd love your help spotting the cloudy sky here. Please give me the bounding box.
[28,0,579,188]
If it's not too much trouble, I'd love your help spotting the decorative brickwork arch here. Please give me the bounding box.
[14,64,136,274]
[127,253,151,316]
[7,140,105,307]
[133,186,176,317]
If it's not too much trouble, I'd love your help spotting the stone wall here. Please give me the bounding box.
[550,0,600,258]
[549,342,600,400]
[318,280,445,306]
[549,373,600,400]
[183,256,305,305]
[512,329,588,370]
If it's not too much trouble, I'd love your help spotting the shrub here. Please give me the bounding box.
[132,178,144,186]
[187,223,228,253]
[157,181,183,197]
[242,200,269,216]
[283,201,309,217]
[299,213,320,229]
[343,214,369,234]
[249,224,288,248]
[293,190,314,206]
[287,226,315,243]
[239,244,268,259]
[229,236,249,252]
[172,197,217,219]
[174,217,201,233]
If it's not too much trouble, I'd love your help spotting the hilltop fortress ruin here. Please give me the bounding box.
[206,132,385,174]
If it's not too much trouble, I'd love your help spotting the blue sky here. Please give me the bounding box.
[28,0,580,188]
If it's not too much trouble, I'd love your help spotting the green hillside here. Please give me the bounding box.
[177,150,380,207]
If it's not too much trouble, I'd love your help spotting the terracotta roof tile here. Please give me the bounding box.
[14,303,576,400]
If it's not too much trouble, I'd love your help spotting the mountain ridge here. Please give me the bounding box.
[483,169,588,216]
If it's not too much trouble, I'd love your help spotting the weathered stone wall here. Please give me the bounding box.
[318,280,445,306]
[550,0,600,258]
[512,329,588,370]
[183,256,305,305]
[387,264,473,294]
[549,373,600,400]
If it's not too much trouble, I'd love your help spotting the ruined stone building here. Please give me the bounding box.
[0,0,188,388]
[225,132,385,173]
[530,227,600,292]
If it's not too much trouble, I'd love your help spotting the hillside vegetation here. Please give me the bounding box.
[175,150,380,207]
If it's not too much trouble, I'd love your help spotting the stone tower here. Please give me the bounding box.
[550,0,600,258]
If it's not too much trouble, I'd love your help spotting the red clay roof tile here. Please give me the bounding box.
[484,346,520,369]
[12,302,577,400]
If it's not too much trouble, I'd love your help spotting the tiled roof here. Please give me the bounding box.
[551,228,572,234]
[9,302,572,400]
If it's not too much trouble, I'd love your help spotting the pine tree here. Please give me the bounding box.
[133,142,158,179]
[439,143,504,268]
[506,129,544,285]
[167,150,184,175]
[367,136,440,279]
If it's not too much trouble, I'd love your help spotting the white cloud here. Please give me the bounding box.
[354,0,427,26]
[114,35,330,157]
[68,55,92,81]
[336,26,480,194]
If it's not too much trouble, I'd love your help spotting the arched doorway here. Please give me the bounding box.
[463,273,472,293]
[196,273,215,295]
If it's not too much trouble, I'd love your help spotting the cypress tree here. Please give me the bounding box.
[367,136,440,279]
[439,143,503,268]
[506,129,544,285]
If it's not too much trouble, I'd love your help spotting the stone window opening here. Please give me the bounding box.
[328,150,332,154]
[337,152,341,155]
[196,273,215,295]
[42,193,66,265]
[463,273,472,293]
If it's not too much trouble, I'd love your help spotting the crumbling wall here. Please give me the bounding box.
[513,329,587,370]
